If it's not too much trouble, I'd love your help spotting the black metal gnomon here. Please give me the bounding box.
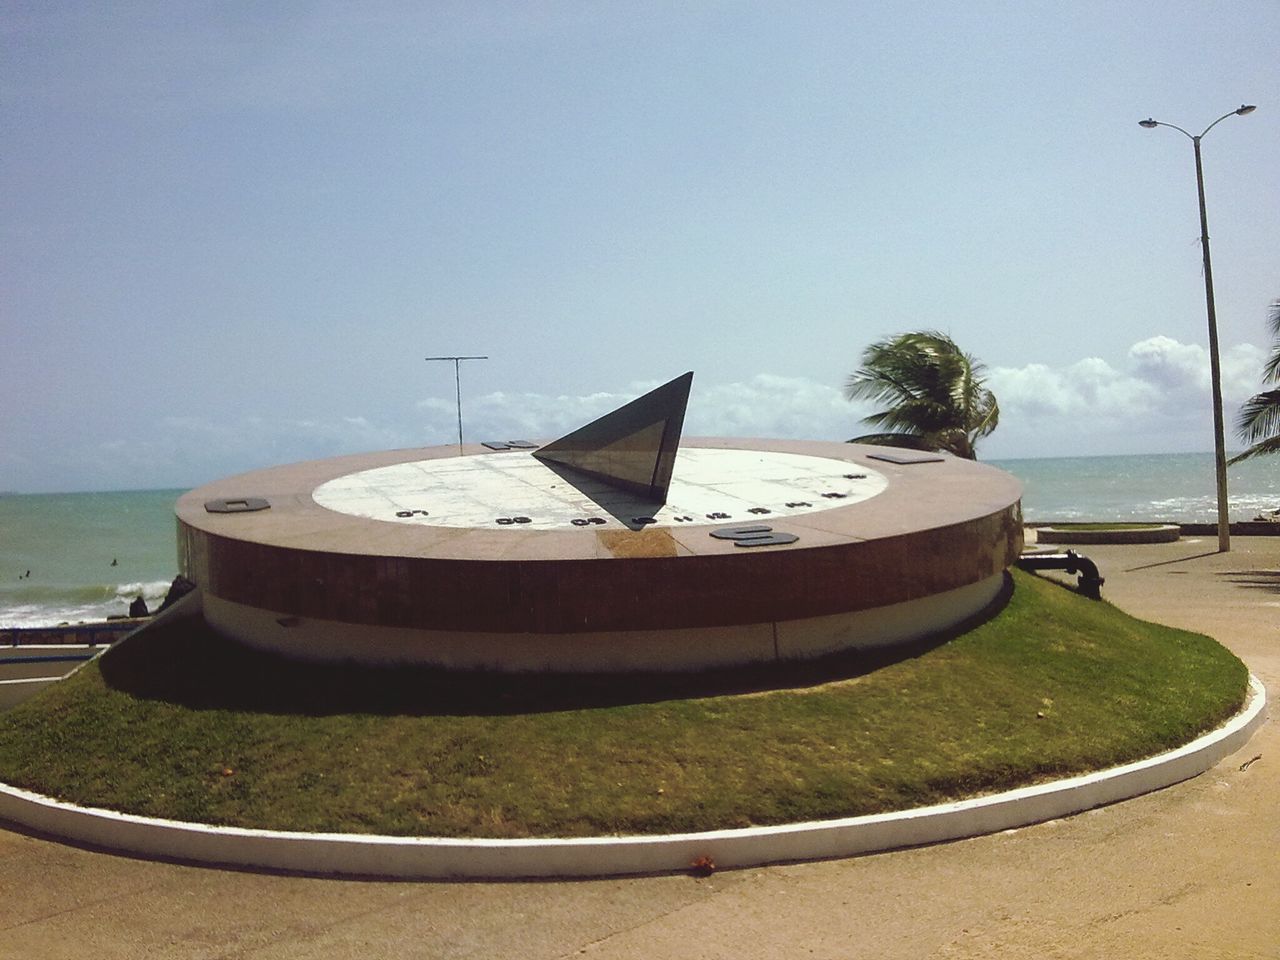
[533,372,693,503]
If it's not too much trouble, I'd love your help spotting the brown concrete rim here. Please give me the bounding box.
[176,439,1023,560]
[175,440,1023,633]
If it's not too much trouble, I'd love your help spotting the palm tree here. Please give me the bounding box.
[844,330,999,460]
[1229,299,1280,464]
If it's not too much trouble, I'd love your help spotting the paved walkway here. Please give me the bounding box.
[1,537,1277,959]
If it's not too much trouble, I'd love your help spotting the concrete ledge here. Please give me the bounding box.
[1036,524,1180,545]
[0,676,1265,880]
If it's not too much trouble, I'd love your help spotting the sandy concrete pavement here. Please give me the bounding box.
[1,535,1277,959]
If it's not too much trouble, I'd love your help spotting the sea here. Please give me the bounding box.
[1,489,184,629]
[2,452,1278,628]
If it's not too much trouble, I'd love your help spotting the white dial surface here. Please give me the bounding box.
[312,448,888,530]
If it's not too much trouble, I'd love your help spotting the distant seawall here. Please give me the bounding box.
[1176,521,1280,536]
[1027,521,1280,537]
[0,620,145,647]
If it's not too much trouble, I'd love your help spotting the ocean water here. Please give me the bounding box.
[2,452,1278,628]
[1,489,185,628]
[991,452,1280,524]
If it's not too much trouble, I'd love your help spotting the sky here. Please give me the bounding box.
[2,1,1277,493]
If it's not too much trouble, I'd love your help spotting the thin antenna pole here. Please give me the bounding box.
[425,355,488,455]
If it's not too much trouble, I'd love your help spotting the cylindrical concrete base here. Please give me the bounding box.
[177,439,1024,671]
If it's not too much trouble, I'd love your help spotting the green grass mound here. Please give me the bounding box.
[0,571,1248,839]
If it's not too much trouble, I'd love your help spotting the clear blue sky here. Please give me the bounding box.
[3,1,1277,492]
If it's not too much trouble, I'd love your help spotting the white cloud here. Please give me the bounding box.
[990,336,1265,422]
[414,341,1271,464]
[146,413,411,466]
[418,387,649,445]
[1222,343,1270,404]
[419,375,860,447]
[13,335,1272,492]
[44,413,417,492]
[988,358,1159,421]
[157,338,1280,481]
[1127,335,1211,394]
[690,375,855,440]
[984,335,1270,458]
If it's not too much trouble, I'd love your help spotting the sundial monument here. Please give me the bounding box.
[177,373,1023,672]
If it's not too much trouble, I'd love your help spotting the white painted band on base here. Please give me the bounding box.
[204,573,1008,672]
[0,676,1265,880]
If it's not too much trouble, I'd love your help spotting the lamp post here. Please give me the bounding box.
[1139,104,1256,553]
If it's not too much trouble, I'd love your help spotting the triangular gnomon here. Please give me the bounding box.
[533,372,693,503]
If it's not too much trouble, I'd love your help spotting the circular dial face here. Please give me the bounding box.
[312,448,888,531]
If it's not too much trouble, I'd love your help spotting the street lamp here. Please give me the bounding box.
[1139,104,1256,553]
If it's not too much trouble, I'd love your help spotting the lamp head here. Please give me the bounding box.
[1139,118,1159,128]
[1236,104,1257,115]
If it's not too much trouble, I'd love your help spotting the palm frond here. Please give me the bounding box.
[846,433,943,452]
[844,329,996,459]
[1234,389,1280,444]
[1258,299,1280,384]
[972,390,1000,439]
[1263,354,1280,385]
[1228,435,1280,464]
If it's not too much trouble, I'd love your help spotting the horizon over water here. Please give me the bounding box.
[1,488,185,628]
[988,450,1280,524]
[2,451,1278,628]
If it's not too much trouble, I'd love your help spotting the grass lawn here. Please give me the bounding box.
[0,570,1248,839]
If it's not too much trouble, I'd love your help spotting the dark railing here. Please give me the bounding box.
[1017,550,1105,600]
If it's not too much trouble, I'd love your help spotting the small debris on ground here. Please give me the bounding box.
[690,855,715,877]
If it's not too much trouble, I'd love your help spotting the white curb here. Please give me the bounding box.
[0,675,1266,880]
